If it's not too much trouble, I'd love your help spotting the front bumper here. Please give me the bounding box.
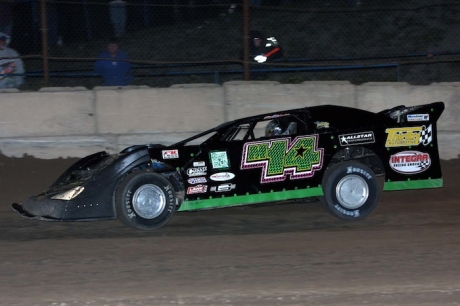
[11,145,156,222]
[11,194,116,222]
[12,197,70,221]
[12,203,47,220]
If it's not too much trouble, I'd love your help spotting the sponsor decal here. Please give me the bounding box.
[193,161,206,167]
[263,113,290,120]
[389,151,431,174]
[187,185,208,194]
[187,177,207,184]
[210,172,235,181]
[385,124,432,147]
[339,132,375,146]
[210,151,230,169]
[162,149,179,159]
[187,167,207,177]
[241,135,324,184]
[314,121,329,129]
[407,114,429,122]
[211,183,236,192]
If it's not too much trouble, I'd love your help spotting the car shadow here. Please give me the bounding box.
[0,201,390,241]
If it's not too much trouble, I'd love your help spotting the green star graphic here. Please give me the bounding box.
[295,146,307,158]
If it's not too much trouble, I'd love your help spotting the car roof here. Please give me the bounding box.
[171,105,377,146]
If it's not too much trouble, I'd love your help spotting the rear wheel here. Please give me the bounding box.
[115,171,175,230]
[319,161,379,220]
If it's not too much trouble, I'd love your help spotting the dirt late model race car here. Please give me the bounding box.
[12,102,444,230]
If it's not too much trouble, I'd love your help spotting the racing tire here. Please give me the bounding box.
[115,171,176,230]
[319,161,379,221]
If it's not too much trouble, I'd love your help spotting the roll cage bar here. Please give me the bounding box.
[171,109,311,147]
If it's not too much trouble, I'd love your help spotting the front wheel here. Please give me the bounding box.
[319,162,380,220]
[115,171,176,230]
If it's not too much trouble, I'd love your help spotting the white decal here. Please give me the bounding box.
[339,132,375,146]
[390,151,431,174]
[162,149,179,159]
[193,161,206,167]
[407,114,429,122]
[188,177,207,184]
[210,183,236,192]
[187,185,208,194]
[209,172,235,181]
[187,167,207,177]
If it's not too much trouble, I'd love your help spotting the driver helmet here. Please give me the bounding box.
[265,119,285,137]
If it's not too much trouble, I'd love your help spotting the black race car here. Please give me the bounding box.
[12,102,445,230]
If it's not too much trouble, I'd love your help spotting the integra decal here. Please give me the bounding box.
[390,151,431,174]
[241,135,323,184]
[385,124,432,147]
[339,132,375,146]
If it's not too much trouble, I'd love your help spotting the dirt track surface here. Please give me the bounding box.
[0,154,459,306]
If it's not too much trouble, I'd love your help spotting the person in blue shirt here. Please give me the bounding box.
[94,37,133,86]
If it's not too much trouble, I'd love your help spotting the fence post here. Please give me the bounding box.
[40,0,49,85]
[83,0,93,40]
[243,0,250,81]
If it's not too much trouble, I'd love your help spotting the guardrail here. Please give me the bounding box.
[17,50,460,86]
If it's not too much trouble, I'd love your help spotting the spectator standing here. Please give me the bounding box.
[109,0,127,37]
[0,33,24,89]
[94,37,133,86]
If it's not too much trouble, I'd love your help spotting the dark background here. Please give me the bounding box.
[5,0,460,89]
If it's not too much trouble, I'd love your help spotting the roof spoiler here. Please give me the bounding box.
[378,101,445,124]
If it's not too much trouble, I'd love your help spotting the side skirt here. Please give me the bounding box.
[383,178,443,191]
[178,187,324,212]
[178,178,443,212]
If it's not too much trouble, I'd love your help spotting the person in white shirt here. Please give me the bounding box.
[0,32,24,89]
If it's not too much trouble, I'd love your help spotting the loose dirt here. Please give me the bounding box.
[0,155,459,305]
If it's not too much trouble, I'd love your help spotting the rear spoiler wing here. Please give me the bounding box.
[379,101,445,191]
[378,101,445,124]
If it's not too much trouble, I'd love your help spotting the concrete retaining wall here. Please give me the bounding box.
[0,81,458,160]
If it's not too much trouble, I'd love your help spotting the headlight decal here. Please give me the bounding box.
[51,186,85,201]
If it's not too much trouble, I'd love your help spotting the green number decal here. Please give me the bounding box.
[241,136,324,183]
